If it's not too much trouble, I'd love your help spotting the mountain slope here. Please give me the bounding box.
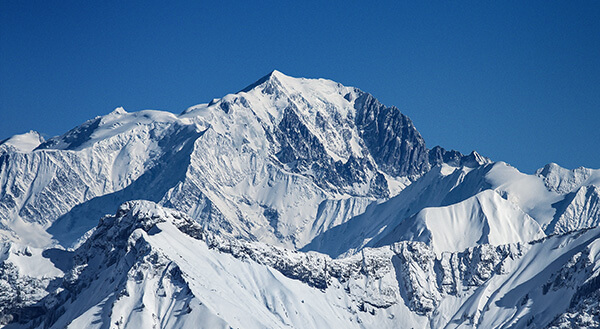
[1,71,599,328]
[305,161,600,257]
[4,201,600,329]
[374,190,545,254]
[0,71,469,250]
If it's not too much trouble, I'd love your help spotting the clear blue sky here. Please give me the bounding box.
[1,1,599,173]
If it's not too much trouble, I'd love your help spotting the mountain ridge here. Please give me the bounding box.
[0,71,599,328]
[3,200,600,328]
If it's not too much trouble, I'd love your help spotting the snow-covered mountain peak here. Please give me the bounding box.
[235,70,358,119]
[536,162,600,194]
[463,150,491,167]
[184,70,357,129]
[85,200,203,251]
[239,70,277,92]
[181,71,433,187]
[35,107,185,152]
[109,106,127,116]
[0,131,45,153]
[1,71,600,328]
[113,200,187,228]
[239,69,347,95]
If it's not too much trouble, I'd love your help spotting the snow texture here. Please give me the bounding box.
[0,71,598,328]
[4,201,600,328]
[0,71,474,250]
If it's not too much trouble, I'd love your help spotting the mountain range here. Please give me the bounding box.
[0,71,599,328]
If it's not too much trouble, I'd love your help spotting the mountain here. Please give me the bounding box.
[0,70,472,250]
[304,161,600,257]
[0,131,45,153]
[3,201,600,328]
[0,71,599,328]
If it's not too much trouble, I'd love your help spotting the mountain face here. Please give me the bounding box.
[0,70,471,250]
[0,71,599,328]
[3,201,600,329]
[304,161,600,258]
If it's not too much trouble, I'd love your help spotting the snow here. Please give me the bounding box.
[84,108,181,150]
[5,216,56,248]
[8,200,600,328]
[485,161,563,228]
[20,200,430,329]
[0,131,44,153]
[185,69,364,164]
[377,190,545,254]
[1,70,599,328]
[449,227,600,328]
[536,162,600,194]
[549,185,600,233]
[0,242,62,278]
[305,160,599,257]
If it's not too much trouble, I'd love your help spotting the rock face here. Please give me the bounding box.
[353,92,429,178]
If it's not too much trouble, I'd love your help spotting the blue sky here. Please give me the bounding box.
[1,1,599,173]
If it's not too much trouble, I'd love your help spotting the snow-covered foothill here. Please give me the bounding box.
[305,160,600,257]
[6,201,600,329]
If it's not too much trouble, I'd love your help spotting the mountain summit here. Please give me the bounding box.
[0,70,473,250]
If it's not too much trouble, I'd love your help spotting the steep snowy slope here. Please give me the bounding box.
[0,71,469,249]
[5,201,600,329]
[537,163,600,235]
[305,161,600,257]
[375,190,545,254]
[548,185,600,233]
[0,131,44,153]
[0,109,199,247]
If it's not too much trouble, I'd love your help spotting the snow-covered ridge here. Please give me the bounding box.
[536,162,600,194]
[305,161,600,257]
[5,200,600,328]
[1,70,599,328]
[36,108,182,151]
[375,189,545,254]
[0,131,44,153]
